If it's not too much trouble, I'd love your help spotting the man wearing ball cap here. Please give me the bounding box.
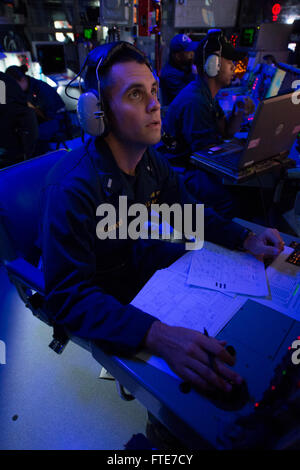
[160,33,198,106]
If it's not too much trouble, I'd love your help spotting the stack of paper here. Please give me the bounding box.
[256,246,300,320]
[131,242,299,378]
[187,242,268,296]
[132,268,245,338]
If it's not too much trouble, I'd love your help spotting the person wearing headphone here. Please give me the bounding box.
[39,42,284,417]
[159,33,198,106]
[161,30,256,219]
[163,29,255,156]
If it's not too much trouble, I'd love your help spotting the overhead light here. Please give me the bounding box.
[286,15,300,24]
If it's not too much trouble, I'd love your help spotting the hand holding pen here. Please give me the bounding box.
[145,321,243,393]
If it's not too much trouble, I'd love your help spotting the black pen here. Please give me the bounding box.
[203,327,218,374]
[179,327,217,394]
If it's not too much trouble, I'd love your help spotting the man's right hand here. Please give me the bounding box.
[144,321,243,393]
[235,96,255,116]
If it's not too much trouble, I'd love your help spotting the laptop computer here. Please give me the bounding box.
[191,92,298,180]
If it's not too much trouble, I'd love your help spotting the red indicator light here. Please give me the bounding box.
[272,3,281,15]
[271,385,276,391]
[254,402,259,408]
[272,4,281,22]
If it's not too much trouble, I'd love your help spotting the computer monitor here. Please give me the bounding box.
[279,68,300,95]
[265,68,286,98]
[248,63,277,101]
[248,92,300,162]
[32,42,66,76]
[0,51,33,73]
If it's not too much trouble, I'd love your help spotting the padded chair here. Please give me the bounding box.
[49,111,82,151]
[0,149,77,352]
[0,149,134,400]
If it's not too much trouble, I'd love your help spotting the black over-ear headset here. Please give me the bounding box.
[66,41,153,136]
[202,29,223,78]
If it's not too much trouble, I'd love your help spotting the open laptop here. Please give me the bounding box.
[191,92,298,180]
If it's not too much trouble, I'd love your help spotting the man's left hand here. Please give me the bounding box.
[243,228,285,257]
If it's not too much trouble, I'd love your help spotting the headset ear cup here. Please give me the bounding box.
[204,54,221,78]
[77,92,106,136]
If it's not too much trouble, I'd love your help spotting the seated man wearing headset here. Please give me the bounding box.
[39,42,283,418]
[163,30,254,158]
[161,30,255,219]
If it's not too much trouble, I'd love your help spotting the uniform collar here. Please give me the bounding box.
[195,75,213,100]
[195,75,221,109]
[87,137,156,198]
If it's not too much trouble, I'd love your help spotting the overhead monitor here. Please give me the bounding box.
[32,42,66,76]
[265,68,286,98]
[174,0,239,28]
[255,23,293,51]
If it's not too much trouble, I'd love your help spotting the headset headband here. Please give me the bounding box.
[86,41,153,78]
[66,41,153,100]
[202,29,223,78]
[203,29,223,62]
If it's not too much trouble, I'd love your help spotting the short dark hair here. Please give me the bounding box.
[84,47,150,98]
[5,64,28,81]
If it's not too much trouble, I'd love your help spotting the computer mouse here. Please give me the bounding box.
[208,380,250,411]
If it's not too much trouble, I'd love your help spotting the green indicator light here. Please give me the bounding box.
[282,370,286,375]
[84,28,93,39]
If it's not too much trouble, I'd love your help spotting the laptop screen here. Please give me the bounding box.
[244,92,298,164]
[265,69,286,99]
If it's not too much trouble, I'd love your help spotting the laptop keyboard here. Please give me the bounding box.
[203,152,242,169]
[206,142,244,156]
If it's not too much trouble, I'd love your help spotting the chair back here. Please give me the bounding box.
[0,150,67,265]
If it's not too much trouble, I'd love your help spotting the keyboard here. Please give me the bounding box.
[205,142,244,157]
[201,152,243,170]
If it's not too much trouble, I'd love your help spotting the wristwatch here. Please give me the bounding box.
[237,228,256,251]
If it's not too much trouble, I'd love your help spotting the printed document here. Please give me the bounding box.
[187,242,268,296]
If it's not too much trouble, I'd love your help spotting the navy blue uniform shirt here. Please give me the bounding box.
[40,137,248,356]
[0,72,38,160]
[163,76,225,154]
[27,76,65,121]
[159,61,196,106]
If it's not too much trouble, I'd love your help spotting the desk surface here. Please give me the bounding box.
[92,221,300,449]
[92,302,299,449]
